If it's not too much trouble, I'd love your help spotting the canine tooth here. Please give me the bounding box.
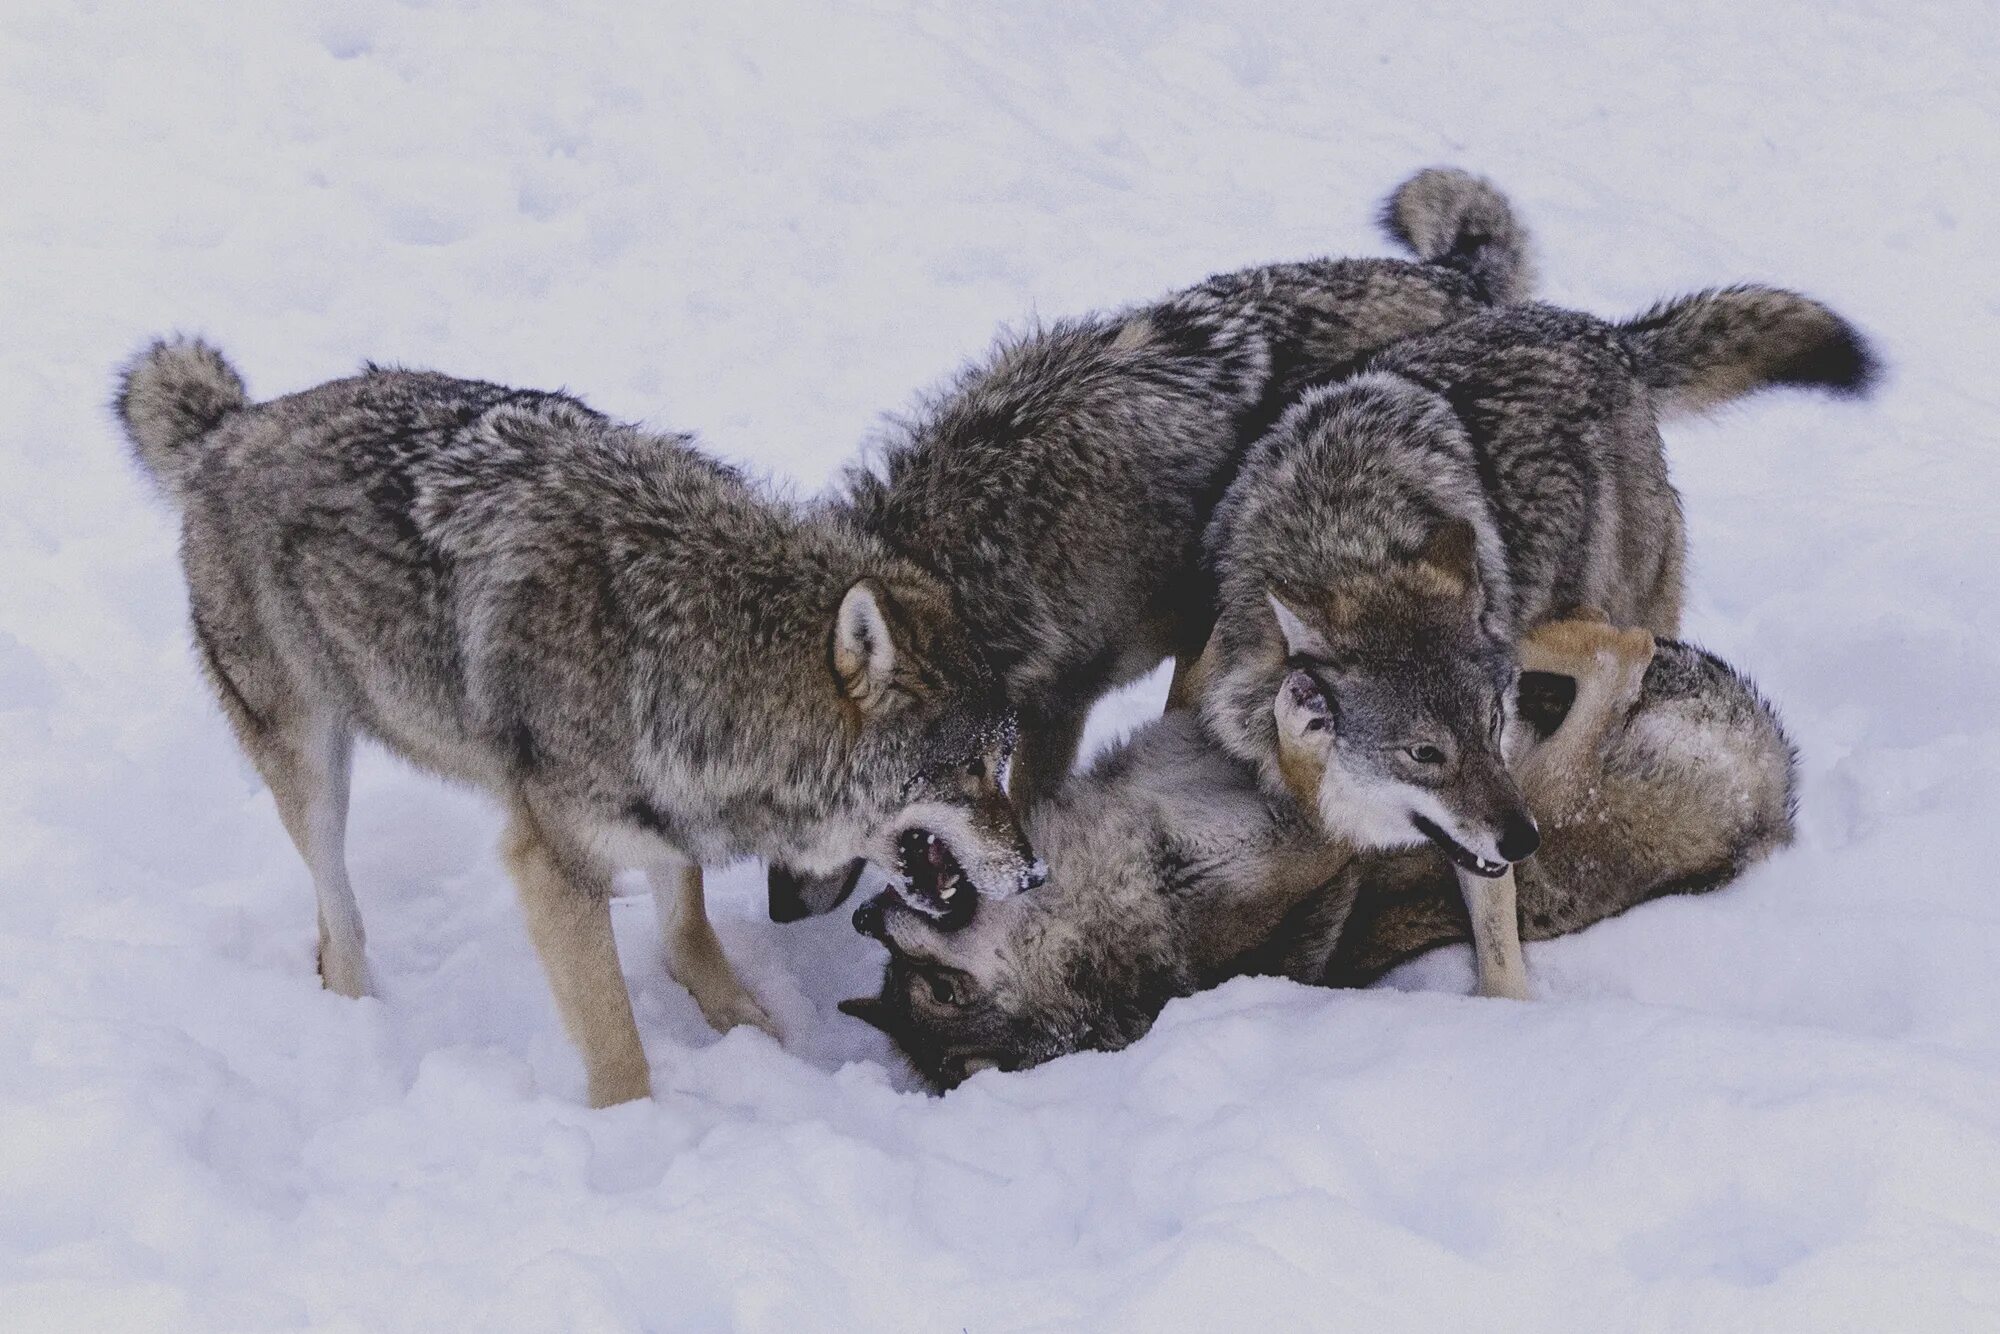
[939,882,959,900]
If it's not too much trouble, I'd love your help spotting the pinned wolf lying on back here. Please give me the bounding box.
[1197,279,1874,997]
[770,165,1535,920]
[116,348,1042,1107]
[845,621,1796,1090]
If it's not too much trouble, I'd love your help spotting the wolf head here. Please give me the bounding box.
[831,573,1046,911]
[1263,520,1539,877]
[841,862,1179,1091]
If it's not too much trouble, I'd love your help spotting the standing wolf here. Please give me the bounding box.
[116,348,1041,1106]
[769,166,1534,920]
[1197,285,1874,996]
[847,165,1534,807]
[845,622,1796,1089]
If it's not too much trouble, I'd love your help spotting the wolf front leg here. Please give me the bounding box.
[1457,864,1531,1000]
[1008,702,1088,812]
[502,806,651,1108]
[652,862,780,1039]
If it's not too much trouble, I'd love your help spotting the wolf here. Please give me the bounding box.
[843,621,1796,1090]
[115,344,1043,1106]
[769,165,1535,921]
[1196,284,1874,995]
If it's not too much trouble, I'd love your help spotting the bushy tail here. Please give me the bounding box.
[1378,166,1534,305]
[1618,286,1879,420]
[115,336,248,501]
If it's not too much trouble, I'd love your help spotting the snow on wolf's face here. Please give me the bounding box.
[841,880,1166,1091]
[834,575,1045,909]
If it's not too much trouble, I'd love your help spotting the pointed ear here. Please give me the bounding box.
[1273,667,1335,744]
[1266,590,1331,659]
[833,579,897,709]
[1412,519,1480,596]
[838,996,897,1034]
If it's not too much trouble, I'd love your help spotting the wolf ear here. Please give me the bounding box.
[838,996,897,1034]
[1266,590,1332,658]
[1274,667,1336,744]
[833,579,898,710]
[1413,519,1480,596]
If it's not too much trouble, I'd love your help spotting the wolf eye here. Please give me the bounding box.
[1405,744,1446,765]
[924,971,961,1007]
[965,756,986,781]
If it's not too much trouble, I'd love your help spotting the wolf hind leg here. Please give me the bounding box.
[1516,621,1657,823]
[503,805,651,1107]
[653,863,780,1040]
[238,710,372,999]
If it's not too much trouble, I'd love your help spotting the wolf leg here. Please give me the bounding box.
[244,712,371,999]
[1517,621,1656,820]
[1458,865,1530,1000]
[652,863,780,1039]
[1165,634,1216,713]
[1010,704,1087,812]
[503,806,651,1107]
[767,860,865,922]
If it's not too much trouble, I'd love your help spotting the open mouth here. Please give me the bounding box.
[894,828,976,924]
[1411,815,1509,878]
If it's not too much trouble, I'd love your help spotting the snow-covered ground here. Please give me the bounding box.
[4,0,1998,1328]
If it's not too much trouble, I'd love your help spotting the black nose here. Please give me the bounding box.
[852,897,885,940]
[1497,816,1540,863]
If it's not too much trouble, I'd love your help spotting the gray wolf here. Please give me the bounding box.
[1196,284,1872,994]
[116,343,1041,1106]
[769,166,1534,922]
[844,622,1796,1089]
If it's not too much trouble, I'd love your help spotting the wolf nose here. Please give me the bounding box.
[1497,817,1541,863]
[851,897,886,940]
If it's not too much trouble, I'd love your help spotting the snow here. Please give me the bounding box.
[4,0,1999,1328]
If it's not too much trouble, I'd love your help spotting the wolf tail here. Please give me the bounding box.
[115,336,249,502]
[1378,167,1534,305]
[1618,286,1879,420]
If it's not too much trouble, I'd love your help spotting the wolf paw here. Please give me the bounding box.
[587,1060,654,1109]
[691,982,782,1042]
[317,941,374,1000]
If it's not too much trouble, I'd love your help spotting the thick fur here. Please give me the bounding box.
[117,350,1039,1106]
[846,635,1796,1089]
[1619,285,1879,419]
[1200,292,1873,843]
[1327,635,1797,984]
[115,337,250,499]
[1377,166,1535,305]
[838,166,1534,812]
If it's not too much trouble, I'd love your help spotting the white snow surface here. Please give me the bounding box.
[4,1,1999,1329]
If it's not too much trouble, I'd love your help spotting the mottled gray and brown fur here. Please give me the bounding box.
[1196,284,1872,994]
[842,165,1534,811]
[116,344,1044,1107]
[767,167,1533,922]
[845,623,1796,1090]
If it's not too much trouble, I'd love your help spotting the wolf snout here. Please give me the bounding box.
[852,895,887,941]
[1497,813,1540,863]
